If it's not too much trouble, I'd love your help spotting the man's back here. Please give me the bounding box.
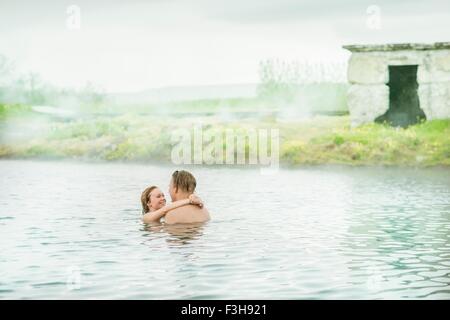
[164,204,210,224]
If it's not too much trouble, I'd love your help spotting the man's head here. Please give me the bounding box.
[169,170,196,201]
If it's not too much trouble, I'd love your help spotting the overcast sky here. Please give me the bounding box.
[1,0,449,92]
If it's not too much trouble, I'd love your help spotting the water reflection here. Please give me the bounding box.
[1,160,449,299]
[144,222,206,247]
[342,175,450,299]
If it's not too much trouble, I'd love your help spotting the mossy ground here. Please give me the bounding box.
[1,108,449,167]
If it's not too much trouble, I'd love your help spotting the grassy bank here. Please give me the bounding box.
[0,109,449,166]
[281,117,450,166]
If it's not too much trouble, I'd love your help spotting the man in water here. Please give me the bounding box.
[164,170,210,224]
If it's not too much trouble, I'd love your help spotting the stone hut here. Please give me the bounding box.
[343,42,450,127]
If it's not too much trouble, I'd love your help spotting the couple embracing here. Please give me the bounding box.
[141,170,210,224]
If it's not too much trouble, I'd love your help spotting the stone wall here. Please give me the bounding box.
[344,43,450,126]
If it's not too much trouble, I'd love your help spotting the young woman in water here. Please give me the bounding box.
[140,186,203,224]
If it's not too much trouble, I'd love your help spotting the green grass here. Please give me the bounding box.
[280,118,450,166]
[0,104,32,119]
[1,101,449,166]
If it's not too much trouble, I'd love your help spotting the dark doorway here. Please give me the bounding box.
[375,65,426,127]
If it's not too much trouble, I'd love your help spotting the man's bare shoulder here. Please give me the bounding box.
[165,205,210,224]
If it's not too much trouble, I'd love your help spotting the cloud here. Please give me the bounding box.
[0,0,449,91]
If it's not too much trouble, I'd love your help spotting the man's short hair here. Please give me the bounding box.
[172,170,196,193]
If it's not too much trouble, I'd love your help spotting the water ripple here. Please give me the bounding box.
[0,160,449,299]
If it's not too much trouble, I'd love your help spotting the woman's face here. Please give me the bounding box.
[148,187,166,211]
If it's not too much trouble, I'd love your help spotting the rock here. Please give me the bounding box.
[343,42,450,126]
[419,82,450,119]
[348,53,387,84]
[347,84,389,127]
